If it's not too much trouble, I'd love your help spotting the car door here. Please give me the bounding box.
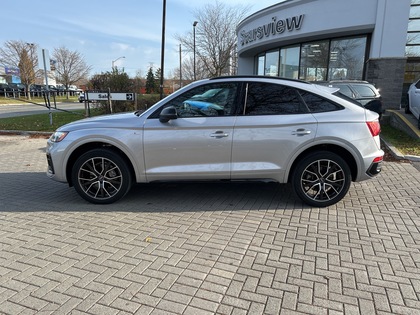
[231,82,317,182]
[409,80,420,118]
[143,82,239,181]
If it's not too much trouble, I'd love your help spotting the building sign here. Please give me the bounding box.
[87,92,135,101]
[240,15,304,46]
[5,67,20,76]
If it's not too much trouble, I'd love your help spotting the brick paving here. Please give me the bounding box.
[0,135,419,314]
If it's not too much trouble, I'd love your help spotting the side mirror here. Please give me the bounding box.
[159,106,178,123]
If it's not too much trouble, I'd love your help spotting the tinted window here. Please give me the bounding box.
[155,83,238,118]
[300,90,344,113]
[244,83,307,115]
[351,85,377,97]
[330,84,354,98]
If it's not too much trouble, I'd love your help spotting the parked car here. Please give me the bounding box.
[78,93,85,103]
[46,76,384,207]
[320,80,383,118]
[8,83,25,92]
[406,79,420,129]
[0,83,13,95]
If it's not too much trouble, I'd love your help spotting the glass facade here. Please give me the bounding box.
[255,35,368,81]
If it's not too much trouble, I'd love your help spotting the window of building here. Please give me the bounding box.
[280,46,300,79]
[299,40,329,81]
[264,50,280,76]
[329,37,367,80]
[254,35,368,81]
[257,55,265,75]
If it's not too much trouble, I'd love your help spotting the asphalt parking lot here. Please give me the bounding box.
[0,135,419,315]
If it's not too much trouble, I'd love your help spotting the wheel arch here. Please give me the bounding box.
[287,144,358,183]
[66,142,136,187]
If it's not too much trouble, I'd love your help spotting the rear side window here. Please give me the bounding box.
[331,84,354,98]
[351,85,377,97]
[244,82,307,115]
[299,90,344,113]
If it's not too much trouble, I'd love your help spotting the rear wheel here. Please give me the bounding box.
[71,149,132,204]
[292,151,351,207]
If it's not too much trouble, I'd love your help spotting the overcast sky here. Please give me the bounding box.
[2,0,283,78]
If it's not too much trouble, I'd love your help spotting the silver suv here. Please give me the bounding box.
[46,76,383,207]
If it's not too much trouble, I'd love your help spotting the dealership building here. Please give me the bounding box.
[236,0,411,109]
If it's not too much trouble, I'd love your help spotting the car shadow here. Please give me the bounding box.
[0,172,306,213]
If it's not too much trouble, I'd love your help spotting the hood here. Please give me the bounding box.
[57,112,143,132]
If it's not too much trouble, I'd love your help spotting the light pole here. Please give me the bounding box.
[112,56,125,69]
[160,0,167,100]
[193,21,198,81]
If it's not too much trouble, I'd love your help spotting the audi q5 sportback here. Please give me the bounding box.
[46,76,383,207]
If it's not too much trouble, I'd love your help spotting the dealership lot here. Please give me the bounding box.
[0,135,419,314]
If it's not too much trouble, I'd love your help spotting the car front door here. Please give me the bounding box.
[143,82,239,181]
[231,82,317,182]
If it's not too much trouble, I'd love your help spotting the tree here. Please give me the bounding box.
[0,40,39,99]
[88,68,134,113]
[175,1,250,78]
[146,66,156,94]
[52,46,91,98]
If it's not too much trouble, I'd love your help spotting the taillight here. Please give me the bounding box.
[366,121,381,137]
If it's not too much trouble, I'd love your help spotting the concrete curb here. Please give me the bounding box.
[380,136,420,162]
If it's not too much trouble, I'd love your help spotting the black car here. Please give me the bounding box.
[0,83,13,95]
[320,80,383,118]
[8,83,25,91]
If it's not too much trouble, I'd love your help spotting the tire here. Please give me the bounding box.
[292,151,351,207]
[71,149,132,204]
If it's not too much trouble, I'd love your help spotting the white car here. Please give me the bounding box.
[46,76,383,207]
[406,80,420,129]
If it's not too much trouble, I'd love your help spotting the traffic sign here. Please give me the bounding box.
[86,92,135,101]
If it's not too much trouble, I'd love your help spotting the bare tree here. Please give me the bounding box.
[0,40,39,99]
[53,46,91,98]
[175,1,250,78]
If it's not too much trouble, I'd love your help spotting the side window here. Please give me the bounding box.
[158,83,238,118]
[299,90,344,113]
[332,84,354,98]
[351,85,376,98]
[415,80,420,89]
[244,82,307,115]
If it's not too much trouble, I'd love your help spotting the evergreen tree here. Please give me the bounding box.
[146,67,156,94]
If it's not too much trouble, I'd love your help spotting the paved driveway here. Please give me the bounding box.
[0,135,419,314]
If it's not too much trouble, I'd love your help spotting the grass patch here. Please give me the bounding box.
[0,110,99,132]
[380,123,420,156]
[0,95,79,105]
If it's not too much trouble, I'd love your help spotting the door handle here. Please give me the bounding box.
[292,128,311,136]
[210,131,229,138]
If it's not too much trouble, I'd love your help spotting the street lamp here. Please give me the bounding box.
[112,56,125,69]
[193,21,198,81]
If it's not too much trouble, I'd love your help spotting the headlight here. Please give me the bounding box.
[49,131,69,142]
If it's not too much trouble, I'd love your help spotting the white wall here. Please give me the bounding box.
[237,0,411,72]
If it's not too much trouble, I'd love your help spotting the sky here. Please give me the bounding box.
[1,0,283,79]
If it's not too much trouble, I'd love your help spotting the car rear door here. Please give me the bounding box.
[231,82,317,182]
[143,82,239,181]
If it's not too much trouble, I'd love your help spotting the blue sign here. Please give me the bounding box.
[5,67,20,76]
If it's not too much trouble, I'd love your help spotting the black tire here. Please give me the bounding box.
[292,151,351,207]
[418,117,420,130]
[71,149,132,204]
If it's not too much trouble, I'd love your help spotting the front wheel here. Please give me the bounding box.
[71,149,132,204]
[292,151,351,207]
